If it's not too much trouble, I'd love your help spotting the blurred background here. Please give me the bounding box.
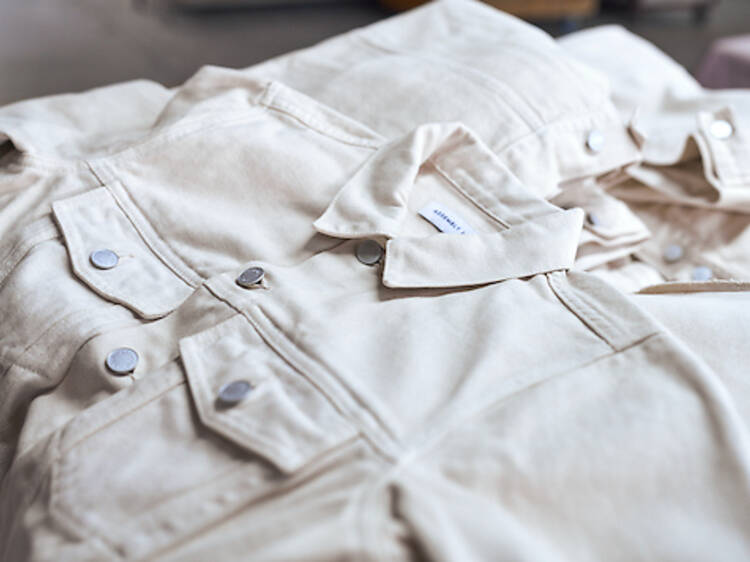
[1,0,749,106]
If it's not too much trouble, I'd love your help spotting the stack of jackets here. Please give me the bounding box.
[1,1,749,559]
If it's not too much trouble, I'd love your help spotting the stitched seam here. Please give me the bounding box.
[50,436,123,557]
[259,80,383,148]
[702,129,750,183]
[497,105,633,158]
[265,103,383,149]
[551,273,622,347]
[55,201,169,317]
[144,435,366,562]
[182,340,309,469]
[87,112,270,166]
[1,312,135,381]
[0,219,59,289]
[0,304,131,380]
[201,279,401,462]
[355,34,542,129]
[85,158,108,186]
[8,315,145,464]
[409,332,662,466]
[247,304,401,462]
[252,306,400,443]
[263,96,384,149]
[430,159,513,229]
[61,378,185,454]
[105,182,204,288]
[547,272,621,351]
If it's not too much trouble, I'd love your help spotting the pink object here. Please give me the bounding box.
[697,34,750,89]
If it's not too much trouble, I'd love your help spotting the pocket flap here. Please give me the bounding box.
[696,106,750,188]
[179,314,357,474]
[553,181,650,243]
[52,186,196,319]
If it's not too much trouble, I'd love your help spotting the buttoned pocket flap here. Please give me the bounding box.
[179,313,357,474]
[52,186,196,319]
[553,182,649,244]
[696,106,750,188]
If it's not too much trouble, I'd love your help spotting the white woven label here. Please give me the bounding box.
[418,201,475,235]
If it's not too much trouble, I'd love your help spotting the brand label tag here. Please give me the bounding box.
[418,201,475,235]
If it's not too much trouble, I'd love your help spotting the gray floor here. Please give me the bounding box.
[0,0,748,106]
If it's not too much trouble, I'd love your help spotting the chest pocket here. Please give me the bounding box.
[52,185,197,320]
[48,313,358,560]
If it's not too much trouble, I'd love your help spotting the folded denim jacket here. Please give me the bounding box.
[2,102,748,559]
[560,24,750,288]
[1,4,750,561]
[0,0,643,273]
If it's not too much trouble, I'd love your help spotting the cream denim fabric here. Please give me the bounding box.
[559,25,750,289]
[559,23,750,203]
[0,0,639,220]
[558,26,750,443]
[0,1,645,277]
[3,113,750,560]
[2,2,750,560]
[241,0,641,200]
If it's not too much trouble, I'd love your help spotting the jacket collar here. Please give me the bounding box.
[314,122,583,288]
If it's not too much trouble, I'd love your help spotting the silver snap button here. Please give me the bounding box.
[691,266,713,281]
[709,119,733,140]
[217,380,252,405]
[90,249,119,270]
[663,244,684,263]
[105,347,139,375]
[236,267,265,288]
[586,212,602,227]
[355,240,384,266]
[586,130,605,153]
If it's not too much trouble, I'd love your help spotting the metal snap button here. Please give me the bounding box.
[90,249,119,270]
[355,240,384,266]
[105,347,139,375]
[217,380,252,406]
[691,266,713,281]
[236,267,265,288]
[709,119,733,140]
[586,212,602,227]
[586,130,605,153]
[663,244,684,263]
